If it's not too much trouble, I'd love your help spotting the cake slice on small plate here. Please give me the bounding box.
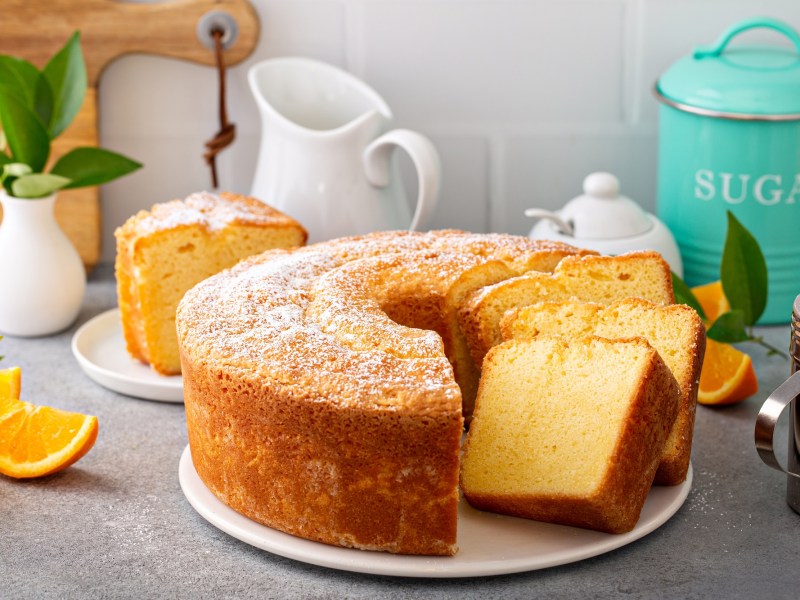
[115,191,307,375]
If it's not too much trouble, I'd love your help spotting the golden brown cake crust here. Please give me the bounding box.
[457,250,675,370]
[117,191,306,238]
[176,230,586,556]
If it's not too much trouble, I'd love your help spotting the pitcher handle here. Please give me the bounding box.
[755,370,800,479]
[363,129,441,231]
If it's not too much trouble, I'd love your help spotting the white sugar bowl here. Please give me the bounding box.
[526,172,683,276]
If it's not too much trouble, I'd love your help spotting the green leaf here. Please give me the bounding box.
[3,163,32,178]
[0,163,27,196]
[50,147,142,189]
[10,173,71,198]
[720,211,768,326]
[0,56,54,129]
[0,152,11,166]
[33,75,54,131]
[0,91,50,172]
[42,31,86,138]
[671,271,707,321]
[706,309,750,343]
[0,56,39,106]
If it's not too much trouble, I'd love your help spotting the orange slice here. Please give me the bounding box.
[692,280,730,323]
[0,396,98,478]
[697,338,758,405]
[0,366,21,401]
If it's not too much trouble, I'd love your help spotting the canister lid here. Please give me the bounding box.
[656,17,800,117]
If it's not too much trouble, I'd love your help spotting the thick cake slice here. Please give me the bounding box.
[457,251,674,370]
[115,191,307,375]
[460,335,680,534]
[499,298,706,485]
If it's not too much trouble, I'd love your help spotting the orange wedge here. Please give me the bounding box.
[692,280,731,323]
[0,366,21,401]
[690,282,758,405]
[0,395,98,479]
[697,338,758,405]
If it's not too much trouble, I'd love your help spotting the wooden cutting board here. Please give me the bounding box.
[0,0,260,269]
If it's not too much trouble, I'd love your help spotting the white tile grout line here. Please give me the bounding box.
[417,121,659,138]
[626,0,646,126]
[487,133,506,233]
[621,0,635,125]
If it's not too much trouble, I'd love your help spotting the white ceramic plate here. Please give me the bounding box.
[179,445,692,577]
[71,309,183,403]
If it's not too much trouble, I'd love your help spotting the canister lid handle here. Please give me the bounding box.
[694,17,800,59]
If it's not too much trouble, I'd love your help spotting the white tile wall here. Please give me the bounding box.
[97,0,800,263]
[357,1,627,125]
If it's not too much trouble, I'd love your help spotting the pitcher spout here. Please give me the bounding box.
[248,57,392,136]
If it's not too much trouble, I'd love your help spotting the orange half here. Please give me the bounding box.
[0,396,98,478]
[697,339,758,405]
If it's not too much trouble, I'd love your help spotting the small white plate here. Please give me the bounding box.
[179,445,691,577]
[71,309,183,403]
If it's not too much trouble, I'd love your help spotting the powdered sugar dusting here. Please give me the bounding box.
[176,231,579,410]
[129,191,294,235]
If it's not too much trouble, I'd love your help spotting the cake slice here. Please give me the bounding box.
[499,298,706,485]
[460,335,680,534]
[457,251,674,370]
[115,191,307,375]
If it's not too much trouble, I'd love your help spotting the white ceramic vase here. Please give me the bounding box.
[0,191,86,336]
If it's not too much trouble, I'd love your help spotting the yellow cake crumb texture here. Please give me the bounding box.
[461,335,681,534]
[499,298,705,485]
[114,191,308,375]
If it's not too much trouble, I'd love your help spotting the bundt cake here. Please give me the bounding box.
[457,251,675,369]
[175,231,588,556]
[499,298,706,485]
[115,191,307,375]
[460,335,680,534]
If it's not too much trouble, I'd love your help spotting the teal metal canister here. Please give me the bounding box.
[655,17,800,323]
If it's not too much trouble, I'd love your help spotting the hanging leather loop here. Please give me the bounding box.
[204,28,236,189]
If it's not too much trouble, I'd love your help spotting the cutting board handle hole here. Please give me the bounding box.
[197,11,239,50]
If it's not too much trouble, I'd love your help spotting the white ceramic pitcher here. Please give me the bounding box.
[248,57,440,243]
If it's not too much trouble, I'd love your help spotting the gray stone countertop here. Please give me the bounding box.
[2,266,798,600]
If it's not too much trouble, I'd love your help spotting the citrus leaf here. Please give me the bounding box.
[720,211,768,325]
[50,147,142,189]
[0,91,50,172]
[671,271,707,321]
[42,31,86,138]
[706,309,750,343]
[10,173,71,198]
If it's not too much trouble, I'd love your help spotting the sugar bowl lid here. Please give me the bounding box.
[551,172,652,240]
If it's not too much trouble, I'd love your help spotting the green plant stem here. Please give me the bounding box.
[746,328,789,360]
